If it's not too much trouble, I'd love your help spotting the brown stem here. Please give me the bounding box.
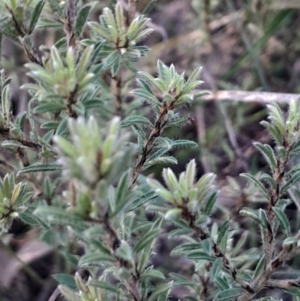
[66,84,78,118]
[180,205,253,293]
[91,212,142,301]
[0,126,42,152]
[64,0,77,51]
[266,278,300,289]
[237,244,299,301]
[111,73,123,117]
[198,262,212,299]
[237,138,296,300]
[130,101,175,187]
[6,5,42,65]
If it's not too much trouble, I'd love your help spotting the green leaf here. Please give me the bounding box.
[273,207,290,237]
[261,173,276,190]
[260,121,283,146]
[253,254,265,280]
[171,243,202,256]
[210,258,222,281]
[267,103,285,134]
[133,229,161,253]
[172,139,198,149]
[58,285,81,301]
[157,60,168,83]
[214,288,244,300]
[168,227,192,238]
[169,272,196,287]
[126,191,157,212]
[116,171,129,203]
[136,78,153,94]
[148,282,172,301]
[137,245,152,274]
[165,116,189,128]
[90,40,105,64]
[145,148,170,165]
[110,171,131,217]
[217,218,230,251]
[82,98,105,109]
[282,236,298,247]
[1,140,31,149]
[89,280,121,294]
[41,121,60,129]
[29,0,46,34]
[104,50,119,67]
[141,268,166,280]
[253,142,277,174]
[75,3,93,37]
[292,140,300,152]
[143,156,177,170]
[52,273,76,290]
[56,118,68,136]
[239,208,266,228]
[204,191,218,216]
[18,164,63,175]
[141,0,157,14]
[285,164,300,179]
[34,102,66,113]
[132,88,160,106]
[281,171,300,194]
[79,252,115,267]
[132,124,145,150]
[0,17,19,42]
[47,0,63,17]
[240,173,269,199]
[34,206,85,229]
[37,17,63,28]
[111,55,120,77]
[186,251,214,261]
[215,276,230,290]
[20,210,50,229]
[120,115,153,128]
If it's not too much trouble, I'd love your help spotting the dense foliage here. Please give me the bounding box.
[1,1,300,301]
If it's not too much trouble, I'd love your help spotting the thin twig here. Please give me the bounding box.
[5,5,42,65]
[112,73,123,117]
[179,205,254,293]
[266,278,300,289]
[237,143,297,300]
[202,90,299,104]
[237,244,298,301]
[91,213,142,301]
[0,126,42,152]
[66,84,78,118]
[130,100,177,187]
[64,0,79,119]
[64,0,77,51]
[198,262,212,299]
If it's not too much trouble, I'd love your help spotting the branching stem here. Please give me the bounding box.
[5,5,42,65]
[130,100,177,187]
[64,0,77,51]
[180,205,254,293]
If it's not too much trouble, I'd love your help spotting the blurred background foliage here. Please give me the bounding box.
[1,0,300,300]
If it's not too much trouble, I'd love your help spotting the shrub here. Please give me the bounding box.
[0,1,300,301]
